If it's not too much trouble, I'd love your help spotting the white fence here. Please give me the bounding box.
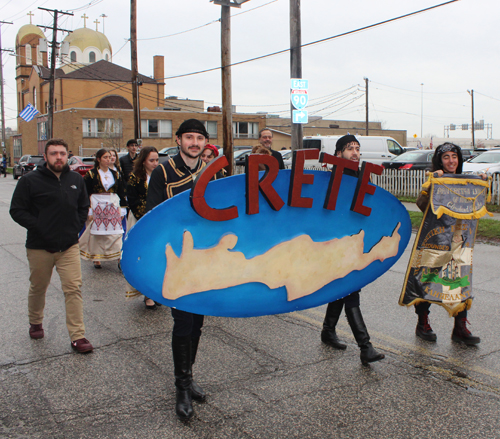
[234,165,500,205]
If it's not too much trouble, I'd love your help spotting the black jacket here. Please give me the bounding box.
[146,154,206,212]
[119,153,137,180]
[271,149,285,170]
[10,163,89,252]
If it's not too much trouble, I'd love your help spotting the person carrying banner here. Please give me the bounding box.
[126,146,160,309]
[320,135,385,365]
[146,119,210,421]
[408,142,486,345]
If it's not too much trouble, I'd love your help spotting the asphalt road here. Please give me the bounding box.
[1,176,500,439]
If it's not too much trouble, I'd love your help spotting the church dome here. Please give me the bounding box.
[62,27,112,66]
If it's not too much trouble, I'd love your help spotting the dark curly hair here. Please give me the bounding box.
[431,143,463,174]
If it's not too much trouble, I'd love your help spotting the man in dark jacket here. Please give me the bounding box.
[10,138,93,353]
[146,119,208,421]
[119,139,139,180]
[320,134,385,365]
[258,128,285,169]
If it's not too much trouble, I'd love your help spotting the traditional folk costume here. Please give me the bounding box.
[399,143,490,345]
[80,167,127,261]
[145,118,211,421]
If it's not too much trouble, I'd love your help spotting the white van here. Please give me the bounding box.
[302,135,405,168]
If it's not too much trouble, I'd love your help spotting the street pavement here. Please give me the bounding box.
[1,176,500,439]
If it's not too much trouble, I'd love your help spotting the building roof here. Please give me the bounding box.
[36,60,159,84]
[63,27,112,53]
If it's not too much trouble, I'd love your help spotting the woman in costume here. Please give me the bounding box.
[109,149,122,175]
[126,146,159,309]
[413,142,480,345]
[81,148,127,268]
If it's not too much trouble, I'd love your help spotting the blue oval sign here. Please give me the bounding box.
[122,165,411,317]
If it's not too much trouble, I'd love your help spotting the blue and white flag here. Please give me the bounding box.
[19,103,39,122]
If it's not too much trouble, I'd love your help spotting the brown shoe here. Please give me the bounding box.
[29,323,44,339]
[71,338,93,353]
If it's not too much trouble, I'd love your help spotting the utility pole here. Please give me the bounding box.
[220,4,233,175]
[0,21,13,154]
[290,0,302,151]
[468,89,475,148]
[38,7,73,140]
[364,77,369,135]
[131,0,141,140]
[420,83,424,138]
[211,0,249,176]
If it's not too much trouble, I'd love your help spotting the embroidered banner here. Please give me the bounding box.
[90,193,123,235]
[399,175,491,316]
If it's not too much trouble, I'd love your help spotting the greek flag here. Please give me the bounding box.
[19,103,39,122]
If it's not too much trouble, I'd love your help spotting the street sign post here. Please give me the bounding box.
[291,78,309,124]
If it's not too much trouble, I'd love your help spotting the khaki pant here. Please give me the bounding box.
[27,244,85,341]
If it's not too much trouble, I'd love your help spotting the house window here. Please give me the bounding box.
[70,51,77,62]
[141,119,172,138]
[82,118,123,138]
[89,51,96,63]
[233,122,259,139]
[33,88,37,110]
[37,121,48,141]
[204,121,217,139]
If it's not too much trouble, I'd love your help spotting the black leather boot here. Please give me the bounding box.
[172,335,194,420]
[416,311,437,341]
[345,306,385,365]
[190,336,206,402]
[321,300,347,350]
[452,317,480,346]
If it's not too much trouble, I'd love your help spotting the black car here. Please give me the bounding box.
[382,150,434,171]
[13,155,45,179]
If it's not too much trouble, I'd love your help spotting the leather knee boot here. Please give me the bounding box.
[345,307,385,365]
[190,336,206,402]
[172,335,193,420]
[321,300,347,350]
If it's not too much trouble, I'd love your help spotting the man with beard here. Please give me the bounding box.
[10,139,93,353]
[146,119,209,421]
[258,128,285,169]
[320,135,385,365]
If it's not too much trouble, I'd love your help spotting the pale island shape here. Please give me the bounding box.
[162,223,402,302]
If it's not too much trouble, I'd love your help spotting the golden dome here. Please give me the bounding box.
[16,24,45,45]
[63,27,112,54]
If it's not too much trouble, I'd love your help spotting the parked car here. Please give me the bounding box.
[460,148,474,161]
[68,156,95,176]
[234,149,253,167]
[463,150,500,175]
[158,146,179,156]
[12,155,45,179]
[381,150,434,171]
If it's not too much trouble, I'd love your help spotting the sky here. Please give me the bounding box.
[2,0,500,142]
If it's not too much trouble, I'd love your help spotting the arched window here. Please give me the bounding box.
[33,87,37,110]
[70,51,77,62]
[25,44,32,65]
[89,51,96,63]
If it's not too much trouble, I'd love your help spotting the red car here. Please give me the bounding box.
[68,156,94,176]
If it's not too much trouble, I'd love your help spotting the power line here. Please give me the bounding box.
[137,0,279,41]
[161,0,460,81]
